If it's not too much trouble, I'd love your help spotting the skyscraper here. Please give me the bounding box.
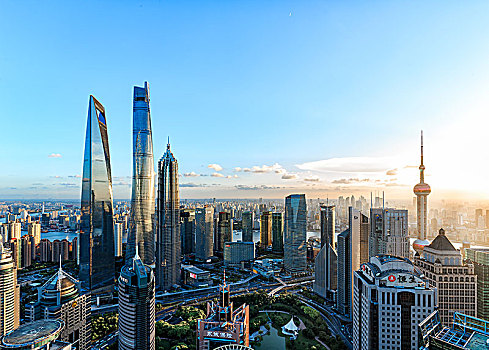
[413,131,431,254]
[241,211,253,242]
[353,256,436,350]
[466,248,489,321]
[0,245,19,336]
[369,208,409,259]
[79,95,115,295]
[118,250,155,350]
[114,222,123,257]
[284,194,307,274]
[25,266,91,350]
[260,211,272,247]
[180,209,196,255]
[271,212,283,253]
[195,207,214,261]
[216,211,232,253]
[337,207,368,318]
[128,82,155,266]
[314,205,337,299]
[156,142,181,290]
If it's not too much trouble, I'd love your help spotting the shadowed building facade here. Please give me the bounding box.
[314,205,337,299]
[272,212,283,254]
[337,207,369,318]
[284,194,307,274]
[79,95,115,295]
[127,82,155,266]
[241,211,253,243]
[156,142,181,290]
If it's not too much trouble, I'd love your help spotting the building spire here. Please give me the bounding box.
[167,136,170,150]
[419,130,425,183]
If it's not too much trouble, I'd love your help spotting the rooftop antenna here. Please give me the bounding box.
[370,192,373,209]
[382,191,385,211]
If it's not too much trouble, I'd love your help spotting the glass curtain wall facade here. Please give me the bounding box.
[195,207,214,261]
[284,194,307,274]
[156,142,181,290]
[127,82,155,266]
[272,212,283,253]
[79,95,115,295]
[242,211,253,242]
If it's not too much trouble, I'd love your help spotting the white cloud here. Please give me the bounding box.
[297,157,396,173]
[184,172,200,177]
[304,176,320,182]
[386,168,398,176]
[282,173,298,180]
[48,153,62,158]
[234,167,242,172]
[208,164,223,172]
[242,163,284,174]
[212,173,225,178]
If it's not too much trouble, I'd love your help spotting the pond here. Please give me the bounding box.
[253,326,286,349]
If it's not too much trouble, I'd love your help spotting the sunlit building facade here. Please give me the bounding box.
[0,245,19,337]
[79,95,115,295]
[284,194,307,274]
[156,142,181,290]
[128,82,155,266]
[259,211,272,247]
[118,251,155,350]
[196,207,214,261]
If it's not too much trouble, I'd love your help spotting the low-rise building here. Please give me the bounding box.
[181,265,212,288]
[223,241,254,268]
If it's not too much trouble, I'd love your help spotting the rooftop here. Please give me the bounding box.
[2,319,64,347]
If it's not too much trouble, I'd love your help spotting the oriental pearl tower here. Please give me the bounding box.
[413,131,431,254]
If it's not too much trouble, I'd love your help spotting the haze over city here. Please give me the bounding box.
[2,1,489,200]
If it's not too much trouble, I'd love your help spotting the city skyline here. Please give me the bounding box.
[3,1,489,200]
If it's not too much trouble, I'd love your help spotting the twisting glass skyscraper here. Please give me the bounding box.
[156,141,181,290]
[127,82,155,266]
[79,95,115,295]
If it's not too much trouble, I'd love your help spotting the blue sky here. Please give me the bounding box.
[2,1,489,199]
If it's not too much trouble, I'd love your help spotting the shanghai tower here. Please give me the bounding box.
[127,82,155,266]
[156,141,181,290]
[79,95,115,295]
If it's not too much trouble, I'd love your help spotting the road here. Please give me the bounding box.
[296,295,353,349]
[92,275,322,349]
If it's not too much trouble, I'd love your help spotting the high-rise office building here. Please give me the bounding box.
[195,207,214,261]
[114,222,123,257]
[242,211,254,242]
[0,245,19,336]
[314,205,337,299]
[180,209,195,255]
[369,208,409,259]
[337,207,368,318]
[353,255,436,350]
[413,131,431,254]
[414,228,477,326]
[217,212,233,253]
[8,222,21,240]
[284,194,307,274]
[20,235,32,268]
[272,212,283,253]
[260,211,272,247]
[79,95,115,295]
[118,250,155,350]
[156,142,181,290]
[28,222,41,246]
[466,248,489,321]
[128,82,155,266]
[25,266,91,350]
